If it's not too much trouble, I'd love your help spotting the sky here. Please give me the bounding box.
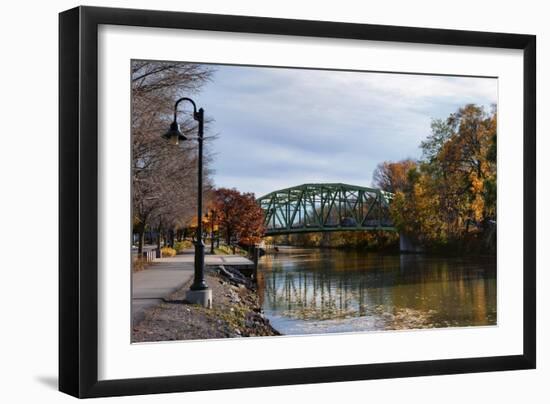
[191,64,497,198]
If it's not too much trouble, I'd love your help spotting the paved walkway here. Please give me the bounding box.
[132,252,254,324]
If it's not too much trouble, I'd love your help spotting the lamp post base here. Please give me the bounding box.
[186,288,212,308]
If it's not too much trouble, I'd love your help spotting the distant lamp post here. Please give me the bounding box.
[162,97,211,308]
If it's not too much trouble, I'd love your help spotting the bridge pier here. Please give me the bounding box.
[399,232,425,253]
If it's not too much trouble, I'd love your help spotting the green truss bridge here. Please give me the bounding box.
[257,183,396,236]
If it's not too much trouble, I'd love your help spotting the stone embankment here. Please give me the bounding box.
[132,265,280,342]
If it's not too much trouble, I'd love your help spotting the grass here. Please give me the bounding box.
[132,256,150,272]
[214,245,248,256]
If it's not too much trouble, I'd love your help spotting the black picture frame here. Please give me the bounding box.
[59,6,536,398]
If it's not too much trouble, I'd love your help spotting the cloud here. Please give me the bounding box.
[195,65,497,197]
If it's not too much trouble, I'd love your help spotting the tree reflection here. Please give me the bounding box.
[256,249,496,331]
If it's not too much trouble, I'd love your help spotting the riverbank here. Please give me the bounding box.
[266,242,496,258]
[266,230,399,252]
[132,266,280,342]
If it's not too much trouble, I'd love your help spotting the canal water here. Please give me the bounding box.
[256,247,496,335]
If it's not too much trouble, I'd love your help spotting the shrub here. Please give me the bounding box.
[160,246,176,257]
[215,244,247,256]
[174,240,193,253]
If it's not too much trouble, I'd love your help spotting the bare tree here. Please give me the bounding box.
[131,60,215,252]
[372,159,417,193]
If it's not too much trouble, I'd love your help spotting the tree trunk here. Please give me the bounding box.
[226,228,231,246]
[169,229,174,247]
[137,223,145,254]
[157,225,161,251]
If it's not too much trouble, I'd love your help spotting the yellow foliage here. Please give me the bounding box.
[469,174,484,193]
[160,246,176,257]
[387,104,497,248]
[173,240,193,253]
[471,194,485,222]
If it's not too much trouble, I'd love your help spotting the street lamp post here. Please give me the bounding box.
[162,97,211,308]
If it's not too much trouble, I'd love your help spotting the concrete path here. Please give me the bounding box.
[132,252,254,324]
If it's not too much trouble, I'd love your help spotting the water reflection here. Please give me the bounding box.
[257,248,496,335]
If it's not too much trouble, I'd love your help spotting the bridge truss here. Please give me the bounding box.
[257,183,395,236]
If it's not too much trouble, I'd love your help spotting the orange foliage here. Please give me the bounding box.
[373,159,417,193]
[212,188,265,246]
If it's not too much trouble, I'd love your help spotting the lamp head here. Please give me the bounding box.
[162,120,187,145]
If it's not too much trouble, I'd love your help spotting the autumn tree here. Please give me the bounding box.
[430,104,497,228]
[386,104,497,250]
[213,188,265,246]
